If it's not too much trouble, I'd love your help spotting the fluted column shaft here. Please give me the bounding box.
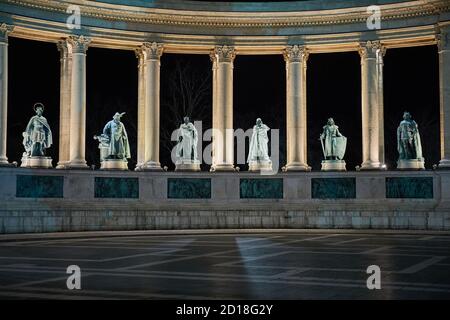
[56,39,73,168]
[377,45,386,166]
[135,42,163,171]
[359,41,383,170]
[0,24,13,166]
[63,35,90,169]
[283,45,310,171]
[438,29,450,169]
[211,45,235,171]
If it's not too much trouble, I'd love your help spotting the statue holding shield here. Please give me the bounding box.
[319,118,347,171]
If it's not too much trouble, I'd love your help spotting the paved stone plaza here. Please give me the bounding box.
[0,230,449,299]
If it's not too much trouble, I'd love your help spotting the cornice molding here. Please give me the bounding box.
[4,0,450,29]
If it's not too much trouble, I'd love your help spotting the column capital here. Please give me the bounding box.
[437,29,449,52]
[134,46,146,67]
[283,45,309,63]
[358,40,384,59]
[209,50,219,70]
[56,39,73,60]
[0,23,14,43]
[214,45,236,63]
[67,35,91,54]
[137,42,164,61]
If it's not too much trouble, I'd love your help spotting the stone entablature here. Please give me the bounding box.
[0,0,448,53]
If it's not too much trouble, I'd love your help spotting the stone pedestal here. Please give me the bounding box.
[175,159,201,172]
[321,160,346,171]
[21,156,53,168]
[210,164,236,172]
[135,161,164,171]
[397,159,425,170]
[100,159,128,170]
[248,160,273,172]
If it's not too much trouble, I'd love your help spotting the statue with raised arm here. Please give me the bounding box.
[175,116,200,171]
[396,112,425,169]
[21,103,53,168]
[319,117,347,171]
[248,118,272,171]
[94,112,130,170]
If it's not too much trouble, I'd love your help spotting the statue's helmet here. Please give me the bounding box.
[113,112,125,119]
[183,116,190,123]
[327,117,335,125]
[256,118,262,124]
[403,111,412,120]
[33,102,45,112]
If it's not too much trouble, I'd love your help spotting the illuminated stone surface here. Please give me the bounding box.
[0,231,450,299]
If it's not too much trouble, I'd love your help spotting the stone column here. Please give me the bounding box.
[56,39,73,169]
[0,24,13,167]
[210,45,235,172]
[359,41,383,170]
[66,35,90,169]
[135,42,163,171]
[377,45,387,167]
[210,51,218,169]
[283,45,310,171]
[438,29,450,169]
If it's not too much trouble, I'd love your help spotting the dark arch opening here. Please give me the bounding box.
[8,37,60,166]
[383,45,440,169]
[86,47,138,169]
[307,52,362,171]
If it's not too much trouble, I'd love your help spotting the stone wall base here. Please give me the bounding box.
[1,210,449,234]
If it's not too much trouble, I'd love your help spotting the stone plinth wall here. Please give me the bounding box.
[0,168,449,233]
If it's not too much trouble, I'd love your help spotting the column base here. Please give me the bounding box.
[135,161,163,171]
[0,157,16,167]
[56,161,69,169]
[248,159,273,172]
[64,160,89,170]
[438,159,450,169]
[101,159,129,171]
[21,156,53,169]
[321,160,346,171]
[210,164,236,172]
[282,162,311,172]
[175,159,201,172]
[397,159,425,170]
[359,161,384,171]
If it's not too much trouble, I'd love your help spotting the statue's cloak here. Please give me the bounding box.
[248,124,270,162]
[23,116,53,150]
[103,120,131,159]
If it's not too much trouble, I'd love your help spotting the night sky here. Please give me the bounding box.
[7,37,440,171]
